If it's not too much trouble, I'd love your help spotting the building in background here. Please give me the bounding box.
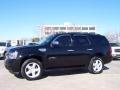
[37,22,96,38]
[10,39,32,46]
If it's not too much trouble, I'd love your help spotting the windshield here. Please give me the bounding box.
[110,43,120,47]
[0,42,6,46]
[38,34,55,45]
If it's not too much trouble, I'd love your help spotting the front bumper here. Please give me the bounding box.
[112,54,120,59]
[4,58,21,74]
[0,52,4,57]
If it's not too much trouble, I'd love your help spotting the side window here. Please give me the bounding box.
[54,35,71,47]
[72,36,90,47]
[91,36,109,45]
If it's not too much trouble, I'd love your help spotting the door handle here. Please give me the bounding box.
[67,50,75,52]
[87,49,93,51]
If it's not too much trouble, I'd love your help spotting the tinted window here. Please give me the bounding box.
[110,43,120,47]
[0,42,6,46]
[55,35,71,47]
[72,36,89,46]
[38,34,55,45]
[91,36,109,45]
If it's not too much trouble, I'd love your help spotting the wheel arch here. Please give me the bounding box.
[87,53,104,66]
[93,53,105,58]
[20,55,44,69]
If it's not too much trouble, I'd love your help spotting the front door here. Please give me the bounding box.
[46,35,73,68]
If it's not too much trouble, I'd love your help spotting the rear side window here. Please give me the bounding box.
[91,35,109,45]
[72,36,90,47]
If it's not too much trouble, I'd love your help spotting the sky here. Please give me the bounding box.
[0,0,120,41]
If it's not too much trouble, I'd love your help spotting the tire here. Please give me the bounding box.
[88,56,103,74]
[3,51,7,59]
[21,58,43,80]
[14,72,23,79]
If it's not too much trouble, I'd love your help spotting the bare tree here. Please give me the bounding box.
[105,32,120,43]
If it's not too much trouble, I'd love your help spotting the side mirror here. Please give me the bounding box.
[51,41,59,47]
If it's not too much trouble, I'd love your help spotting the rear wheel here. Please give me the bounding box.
[88,57,103,74]
[21,58,43,80]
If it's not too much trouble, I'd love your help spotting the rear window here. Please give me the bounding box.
[0,42,6,46]
[91,35,109,45]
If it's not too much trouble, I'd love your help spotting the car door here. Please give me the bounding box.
[46,34,73,68]
[70,35,92,65]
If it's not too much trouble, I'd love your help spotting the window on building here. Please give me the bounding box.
[67,27,73,30]
[75,27,81,30]
[45,27,51,30]
[45,32,51,35]
[52,27,59,30]
[82,27,88,30]
[60,27,66,30]
[89,27,95,30]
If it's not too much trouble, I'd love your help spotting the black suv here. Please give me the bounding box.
[5,33,112,80]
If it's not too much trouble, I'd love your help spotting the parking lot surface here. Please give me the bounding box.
[0,59,120,90]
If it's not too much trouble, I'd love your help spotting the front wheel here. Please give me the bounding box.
[88,57,103,74]
[21,58,43,80]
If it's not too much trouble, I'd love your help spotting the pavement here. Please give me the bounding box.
[0,59,120,90]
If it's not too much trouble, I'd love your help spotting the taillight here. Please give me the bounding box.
[109,46,112,56]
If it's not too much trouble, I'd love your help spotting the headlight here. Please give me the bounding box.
[8,51,18,59]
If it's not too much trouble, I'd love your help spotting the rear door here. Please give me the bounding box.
[70,35,92,65]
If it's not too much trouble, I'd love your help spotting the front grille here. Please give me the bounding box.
[116,54,120,56]
[115,49,120,52]
[116,54,120,58]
